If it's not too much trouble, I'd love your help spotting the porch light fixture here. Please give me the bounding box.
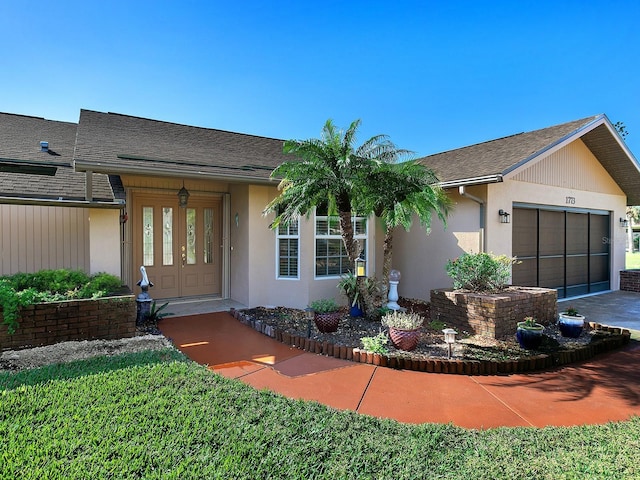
[177,181,190,208]
[442,328,457,359]
[620,217,629,228]
[305,307,315,338]
[498,209,511,224]
[355,256,366,278]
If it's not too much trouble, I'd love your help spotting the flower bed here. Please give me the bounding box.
[229,303,632,375]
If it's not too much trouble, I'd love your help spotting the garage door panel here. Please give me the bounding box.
[539,210,565,256]
[590,255,609,284]
[512,258,537,286]
[512,208,538,257]
[538,257,564,289]
[566,213,588,255]
[566,255,588,286]
[590,215,610,254]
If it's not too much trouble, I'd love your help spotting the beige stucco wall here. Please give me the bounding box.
[236,185,378,309]
[229,183,250,306]
[393,188,484,300]
[88,208,121,276]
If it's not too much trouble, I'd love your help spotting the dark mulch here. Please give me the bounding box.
[239,297,603,362]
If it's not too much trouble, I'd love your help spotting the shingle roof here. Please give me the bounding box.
[418,116,601,185]
[417,115,640,204]
[73,110,290,182]
[0,113,117,204]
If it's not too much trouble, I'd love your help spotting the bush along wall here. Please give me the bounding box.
[0,295,136,350]
[0,269,135,350]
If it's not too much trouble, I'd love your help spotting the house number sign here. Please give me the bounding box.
[565,196,576,205]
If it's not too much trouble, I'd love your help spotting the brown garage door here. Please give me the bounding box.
[512,206,610,298]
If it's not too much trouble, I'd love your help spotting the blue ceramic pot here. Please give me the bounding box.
[558,313,585,338]
[516,323,544,350]
[350,305,363,317]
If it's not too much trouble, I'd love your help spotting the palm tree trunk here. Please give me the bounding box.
[381,225,394,298]
[338,210,377,318]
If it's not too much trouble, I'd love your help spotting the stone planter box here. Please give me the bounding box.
[430,287,557,339]
[620,269,640,292]
[0,295,137,351]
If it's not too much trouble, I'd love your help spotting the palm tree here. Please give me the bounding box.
[356,159,452,295]
[264,119,411,316]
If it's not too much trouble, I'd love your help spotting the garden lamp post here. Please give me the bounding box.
[355,256,366,277]
[387,269,401,311]
[305,307,314,338]
[442,328,457,359]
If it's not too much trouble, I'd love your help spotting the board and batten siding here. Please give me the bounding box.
[0,204,90,275]
[511,139,624,195]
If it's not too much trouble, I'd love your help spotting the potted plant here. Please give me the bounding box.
[337,273,362,316]
[381,310,423,351]
[309,298,342,333]
[337,273,379,317]
[516,316,545,350]
[557,306,585,338]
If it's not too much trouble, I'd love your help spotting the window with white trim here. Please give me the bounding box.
[315,207,367,277]
[276,219,299,279]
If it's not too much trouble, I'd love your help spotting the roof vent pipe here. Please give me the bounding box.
[40,141,49,152]
[458,186,486,252]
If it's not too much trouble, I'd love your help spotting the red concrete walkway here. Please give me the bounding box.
[160,312,640,429]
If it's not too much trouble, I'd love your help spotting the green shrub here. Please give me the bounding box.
[309,298,340,313]
[445,252,514,292]
[360,332,388,354]
[0,269,123,334]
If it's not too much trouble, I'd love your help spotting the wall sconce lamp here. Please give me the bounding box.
[442,328,457,359]
[177,181,190,208]
[355,256,367,277]
[620,217,629,228]
[498,209,511,224]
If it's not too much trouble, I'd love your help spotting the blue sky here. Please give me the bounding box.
[1,1,639,157]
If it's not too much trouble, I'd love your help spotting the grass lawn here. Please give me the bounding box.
[626,252,640,269]
[1,350,639,479]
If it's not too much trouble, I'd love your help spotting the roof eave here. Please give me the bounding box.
[0,196,125,209]
[438,174,504,189]
[74,160,278,185]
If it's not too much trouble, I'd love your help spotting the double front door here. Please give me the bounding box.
[133,193,222,299]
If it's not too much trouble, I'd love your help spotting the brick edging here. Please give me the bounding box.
[229,308,631,375]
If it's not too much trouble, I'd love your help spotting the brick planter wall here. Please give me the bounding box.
[430,287,557,339]
[620,270,640,292]
[0,295,136,351]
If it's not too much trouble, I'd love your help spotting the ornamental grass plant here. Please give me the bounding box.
[381,310,423,330]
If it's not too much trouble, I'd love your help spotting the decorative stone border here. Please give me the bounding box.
[230,308,632,375]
